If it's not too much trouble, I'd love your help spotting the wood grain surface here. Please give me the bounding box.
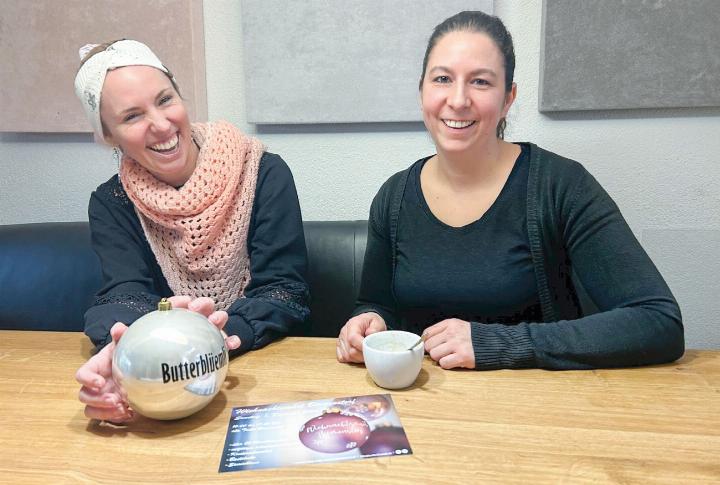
[0,331,718,484]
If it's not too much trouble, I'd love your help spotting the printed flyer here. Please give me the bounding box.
[218,394,412,472]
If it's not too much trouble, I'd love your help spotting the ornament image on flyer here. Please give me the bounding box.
[298,413,370,453]
[219,394,412,473]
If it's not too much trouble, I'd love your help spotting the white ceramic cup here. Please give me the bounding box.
[362,330,424,389]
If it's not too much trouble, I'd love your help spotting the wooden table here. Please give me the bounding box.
[0,331,718,484]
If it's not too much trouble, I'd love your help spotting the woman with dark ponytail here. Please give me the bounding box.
[336,11,683,371]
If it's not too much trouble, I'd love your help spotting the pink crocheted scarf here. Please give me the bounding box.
[119,121,264,310]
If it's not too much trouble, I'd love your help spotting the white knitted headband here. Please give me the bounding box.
[74,40,171,143]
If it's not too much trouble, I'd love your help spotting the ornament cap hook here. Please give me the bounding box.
[157,298,172,311]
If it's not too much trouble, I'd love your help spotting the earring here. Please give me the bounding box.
[112,146,122,169]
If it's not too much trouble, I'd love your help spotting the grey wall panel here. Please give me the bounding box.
[540,0,720,112]
[241,0,493,124]
[642,229,720,350]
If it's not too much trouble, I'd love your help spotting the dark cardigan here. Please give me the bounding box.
[354,143,684,370]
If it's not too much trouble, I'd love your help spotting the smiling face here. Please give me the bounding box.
[100,65,197,187]
[420,30,516,158]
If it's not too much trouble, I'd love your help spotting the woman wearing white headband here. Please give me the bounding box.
[73,39,309,422]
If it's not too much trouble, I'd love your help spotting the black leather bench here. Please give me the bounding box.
[0,221,368,338]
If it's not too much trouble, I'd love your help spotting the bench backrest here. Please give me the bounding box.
[0,221,369,337]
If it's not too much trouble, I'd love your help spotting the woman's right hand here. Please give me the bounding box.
[75,322,134,422]
[336,312,386,363]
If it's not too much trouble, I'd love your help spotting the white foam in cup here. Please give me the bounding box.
[362,330,424,389]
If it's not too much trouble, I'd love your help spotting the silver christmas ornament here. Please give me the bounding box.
[112,299,229,420]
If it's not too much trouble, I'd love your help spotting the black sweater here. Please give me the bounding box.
[84,152,309,354]
[391,145,542,331]
[354,143,684,370]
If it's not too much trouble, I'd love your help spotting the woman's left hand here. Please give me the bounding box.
[168,296,241,351]
[423,318,476,369]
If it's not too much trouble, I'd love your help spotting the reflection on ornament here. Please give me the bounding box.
[112,299,228,420]
[298,413,370,453]
[333,394,391,421]
[359,426,411,456]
